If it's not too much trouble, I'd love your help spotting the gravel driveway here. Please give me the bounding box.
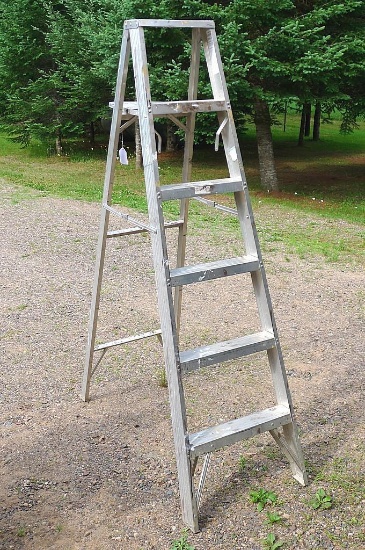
[1,183,364,549]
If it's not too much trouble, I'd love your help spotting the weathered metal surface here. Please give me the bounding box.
[81,29,131,403]
[125,19,215,29]
[94,329,162,351]
[129,24,199,532]
[159,176,243,201]
[106,219,183,238]
[189,405,291,457]
[180,331,276,373]
[170,255,259,286]
[103,203,157,233]
[83,19,307,533]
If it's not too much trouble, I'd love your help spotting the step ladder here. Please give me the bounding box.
[81,19,307,532]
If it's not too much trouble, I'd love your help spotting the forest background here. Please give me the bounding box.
[0,0,364,193]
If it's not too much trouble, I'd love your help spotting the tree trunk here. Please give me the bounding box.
[166,120,178,152]
[304,103,311,137]
[89,121,95,146]
[135,119,143,168]
[298,104,306,146]
[253,98,279,192]
[283,100,288,132]
[313,102,321,141]
[55,130,63,156]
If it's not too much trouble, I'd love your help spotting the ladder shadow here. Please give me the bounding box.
[288,361,365,485]
[196,453,274,528]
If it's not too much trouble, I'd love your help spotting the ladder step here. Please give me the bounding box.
[189,405,291,458]
[170,255,259,286]
[125,19,215,29]
[110,99,227,115]
[180,331,275,374]
[159,177,243,201]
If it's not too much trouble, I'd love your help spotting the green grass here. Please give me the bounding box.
[0,114,364,266]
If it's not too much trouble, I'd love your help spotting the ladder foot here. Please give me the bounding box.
[270,426,308,486]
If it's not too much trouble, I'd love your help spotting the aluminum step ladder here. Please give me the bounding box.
[81,19,307,532]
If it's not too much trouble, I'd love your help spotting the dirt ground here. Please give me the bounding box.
[0,182,364,549]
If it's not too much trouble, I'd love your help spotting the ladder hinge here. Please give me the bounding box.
[124,20,139,29]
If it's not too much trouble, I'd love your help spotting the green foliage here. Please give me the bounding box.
[0,0,364,150]
[309,488,333,510]
[17,526,26,537]
[156,367,168,388]
[265,511,282,525]
[249,488,278,512]
[238,455,246,472]
[170,530,195,550]
[262,533,284,550]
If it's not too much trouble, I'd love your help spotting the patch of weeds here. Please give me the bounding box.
[156,367,168,388]
[249,488,278,512]
[309,488,333,510]
[264,447,281,460]
[55,524,63,532]
[262,533,284,549]
[170,530,195,550]
[238,455,246,472]
[17,526,26,537]
[265,511,282,525]
[304,459,315,476]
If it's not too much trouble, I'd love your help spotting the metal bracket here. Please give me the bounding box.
[167,114,188,132]
[196,454,211,510]
[215,116,228,151]
[155,129,162,153]
[120,116,137,133]
[103,204,157,233]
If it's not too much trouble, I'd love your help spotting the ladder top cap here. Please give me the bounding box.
[124,19,215,29]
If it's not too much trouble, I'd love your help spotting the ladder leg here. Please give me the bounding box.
[81,31,131,402]
[174,28,201,335]
[129,25,199,532]
[267,347,308,485]
[270,424,308,486]
[251,266,308,485]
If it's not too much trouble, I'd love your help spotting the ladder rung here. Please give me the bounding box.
[94,330,162,351]
[170,255,259,286]
[180,331,275,374]
[109,100,227,115]
[159,177,243,201]
[189,405,291,458]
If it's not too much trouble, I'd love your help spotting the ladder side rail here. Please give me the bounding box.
[174,28,202,336]
[202,28,307,484]
[200,27,279,326]
[202,28,293,392]
[201,28,257,256]
[81,29,131,402]
[129,25,199,532]
[201,27,287,361]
